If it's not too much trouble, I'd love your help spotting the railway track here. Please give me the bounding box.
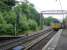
[26,31,57,50]
[0,29,52,50]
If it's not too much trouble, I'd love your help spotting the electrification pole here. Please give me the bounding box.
[40,12,44,29]
[56,0,65,28]
[15,0,25,36]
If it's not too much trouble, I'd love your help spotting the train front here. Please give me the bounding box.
[51,19,61,31]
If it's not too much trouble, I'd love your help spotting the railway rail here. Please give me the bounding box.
[26,30,57,50]
[0,28,53,50]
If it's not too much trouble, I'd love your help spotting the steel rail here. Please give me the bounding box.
[26,31,57,50]
[0,29,52,50]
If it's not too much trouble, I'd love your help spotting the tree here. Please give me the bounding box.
[44,16,59,26]
[28,19,38,30]
[14,2,41,24]
[3,11,16,25]
[0,0,16,11]
[0,1,43,35]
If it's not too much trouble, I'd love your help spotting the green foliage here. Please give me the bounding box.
[0,12,6,24]
[0,0,16,11]
[44,16,58,26]
[0,1,42,35]
[3,11,16,24]
[0,11,15,35]
[19,16,29,32]
[63,16,67,23]
[0,24,14,35]
[18,16,38,33]
[44,17,52,26]
[15,2,40,25]
[28,19,38,30]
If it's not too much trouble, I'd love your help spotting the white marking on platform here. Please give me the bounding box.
[42,29,63,50]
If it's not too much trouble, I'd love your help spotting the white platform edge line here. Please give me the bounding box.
[42,29,63,50]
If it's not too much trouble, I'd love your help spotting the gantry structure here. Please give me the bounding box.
[41,10,67,15]
[40,10,67,28]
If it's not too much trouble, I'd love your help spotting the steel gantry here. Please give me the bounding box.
[41,10,67,15]
[40,10,67,29]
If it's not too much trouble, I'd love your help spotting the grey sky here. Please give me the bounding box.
[28,0,67,21]
[18,0,67,20]
[28,0,67,12]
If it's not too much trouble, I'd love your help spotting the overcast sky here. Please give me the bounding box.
[28,0,67,21]
[28,0,67,12]
[18,0,67,21]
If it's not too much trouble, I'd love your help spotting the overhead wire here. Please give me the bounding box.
[56,0,66,29]
[56,0,64,22]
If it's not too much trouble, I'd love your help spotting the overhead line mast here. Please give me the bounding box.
[56,0,64,23]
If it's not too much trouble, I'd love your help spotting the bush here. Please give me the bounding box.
[18,17,38,33]
[19,21,30,32]
[18,16,30,32]
[28,19,38,30]
[0,24,14,35]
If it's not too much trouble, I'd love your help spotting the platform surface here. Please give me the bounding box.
[42,29,62,50]
[55,29,67,50]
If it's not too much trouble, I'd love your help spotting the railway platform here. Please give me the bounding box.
[42,29,62,50]
[42,29,67,50]
[55,29,67,50]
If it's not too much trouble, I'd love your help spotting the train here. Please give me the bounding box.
[51,19,61,31]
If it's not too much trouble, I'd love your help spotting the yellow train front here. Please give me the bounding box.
[51,23,61,30]
[51,19,61,31]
